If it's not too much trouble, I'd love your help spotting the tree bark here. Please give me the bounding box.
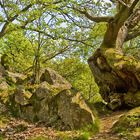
[88,2,140,109]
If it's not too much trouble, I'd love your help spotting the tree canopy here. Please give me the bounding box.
[0,1,140,139]
[0,0,140,103]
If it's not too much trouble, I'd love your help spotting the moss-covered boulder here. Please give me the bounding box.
[112,107,140,139]
[20,87,97,130]
[0,65,5,78]
[24,82,55,122]
[9,85,32,117]
[9,68,97,131]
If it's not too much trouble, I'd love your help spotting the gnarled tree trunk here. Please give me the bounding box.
[87,1,140,110]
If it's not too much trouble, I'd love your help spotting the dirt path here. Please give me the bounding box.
[90,111,127,140]
[0,111,128,140]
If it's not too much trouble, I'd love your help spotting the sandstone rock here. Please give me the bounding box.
[31,81,70,101]
[20,106,35,122]
[0,65,8,91]
[0,80,8,91]
[9,85,32,117]
[0,80,9,103]
[32,82,52,100]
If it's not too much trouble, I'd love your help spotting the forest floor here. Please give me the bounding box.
[0,110,134,140]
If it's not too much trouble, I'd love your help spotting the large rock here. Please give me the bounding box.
[9,85,32,116]
[20,89,96,130]
[112,107,140,139]
[31,82,52,101]
[0,101,8,114]
[40,68,72,90]
[49,90,96,130]
[107,93,122,110]
[10,68,97,130]
[0,65,8,90]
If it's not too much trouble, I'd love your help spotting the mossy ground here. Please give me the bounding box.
[112,107,140,140]
[0,108,140,140]
[0,112,96,140]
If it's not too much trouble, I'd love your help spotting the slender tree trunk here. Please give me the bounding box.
[33,18,41,84]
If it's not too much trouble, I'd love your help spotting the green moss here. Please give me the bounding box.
[0,115,9,128]
[112,107,140,139]
[33,102,41,113]
[55,130,90,140]
[124,91,140,107]
[0,78,6,84]
[74,132,90,140]
[81,117,100,134]
[28,136,49,140]
[33,115,39,122]
[0,136,4,140]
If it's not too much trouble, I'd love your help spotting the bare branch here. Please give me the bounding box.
[127,8,140,28]
[117,0,130,8]
[24,27,94,47]
[0,0,62,38]
[0,22,9,38]
[24,28,56,39]
[0,4,33,38]
[62,37,94,47]
[0,0,9,19]
[42,46,70,63]
[41,0,62,6]
[129,0,139,12]
[8,4,32,22]
[60,9,92,29]
[73,7,113,23]
[125,30,140,41]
